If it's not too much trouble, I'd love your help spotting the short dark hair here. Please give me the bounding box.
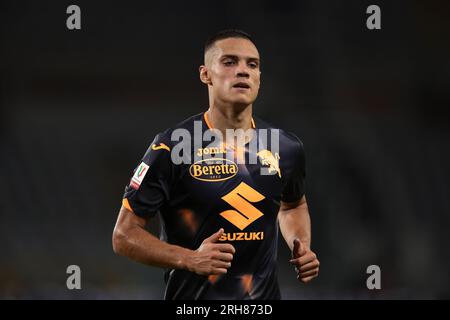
[204,29,256,53]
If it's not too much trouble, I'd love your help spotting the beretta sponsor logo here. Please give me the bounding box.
[189,158,238,182]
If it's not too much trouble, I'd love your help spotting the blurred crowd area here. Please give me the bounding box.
[0,0,449,299]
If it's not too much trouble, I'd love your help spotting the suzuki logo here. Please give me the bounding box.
[220,182,265,230]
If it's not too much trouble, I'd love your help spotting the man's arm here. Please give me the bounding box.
[278,195,320,283]
[112,205,235,275]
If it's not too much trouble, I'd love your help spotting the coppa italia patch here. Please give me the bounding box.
[130,162,149,189]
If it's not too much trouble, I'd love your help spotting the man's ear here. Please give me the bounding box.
[199,65,212,85]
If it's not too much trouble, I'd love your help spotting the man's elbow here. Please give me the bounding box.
[112,227,128,256]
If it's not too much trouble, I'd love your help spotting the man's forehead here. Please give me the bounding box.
[216,38,259,54]
[206,38,260,62]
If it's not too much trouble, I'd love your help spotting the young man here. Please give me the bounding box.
[112,30,319,299]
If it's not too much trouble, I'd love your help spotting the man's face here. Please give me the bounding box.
[202,38,261,106]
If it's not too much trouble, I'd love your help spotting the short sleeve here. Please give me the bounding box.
[123,133,174,218]
[281,136,306,203]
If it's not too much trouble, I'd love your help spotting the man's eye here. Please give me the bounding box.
[224,61,235,66]
[249,63,258,68]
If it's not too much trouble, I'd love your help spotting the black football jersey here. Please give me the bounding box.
[123,112,305,300]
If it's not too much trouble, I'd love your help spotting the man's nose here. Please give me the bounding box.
[236,62,250,78]
[237,71,249,78]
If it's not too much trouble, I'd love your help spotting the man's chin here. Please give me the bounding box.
[227,97,256,107]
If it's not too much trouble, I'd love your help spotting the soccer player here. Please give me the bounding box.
[112,30,319,299]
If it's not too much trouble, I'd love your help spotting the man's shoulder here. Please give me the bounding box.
[151,112,204,146]
[254,116,304,152]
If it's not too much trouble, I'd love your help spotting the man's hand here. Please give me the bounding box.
[187,228,235,276]
[290,238,319,283]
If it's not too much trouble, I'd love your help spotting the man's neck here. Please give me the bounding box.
[205,103,254,150]
[206,103,253,133]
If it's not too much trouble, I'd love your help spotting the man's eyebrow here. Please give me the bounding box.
[220,54,260,62]
[247,57,260,63]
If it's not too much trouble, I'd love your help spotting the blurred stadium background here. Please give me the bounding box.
[1,0,449,299]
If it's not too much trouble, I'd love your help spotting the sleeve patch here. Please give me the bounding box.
[130,162,149,190]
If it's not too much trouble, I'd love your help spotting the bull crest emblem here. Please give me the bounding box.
[257,149,281,178]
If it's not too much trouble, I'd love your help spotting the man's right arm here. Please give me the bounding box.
[112,206,234,275]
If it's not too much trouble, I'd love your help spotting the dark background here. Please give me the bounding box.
[1,0,449,299]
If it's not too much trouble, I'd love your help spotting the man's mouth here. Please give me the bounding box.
[232,82,251,89]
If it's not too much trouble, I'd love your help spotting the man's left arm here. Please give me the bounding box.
[278,195,320,283]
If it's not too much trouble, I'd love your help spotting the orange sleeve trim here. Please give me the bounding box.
[122,198,134,213]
